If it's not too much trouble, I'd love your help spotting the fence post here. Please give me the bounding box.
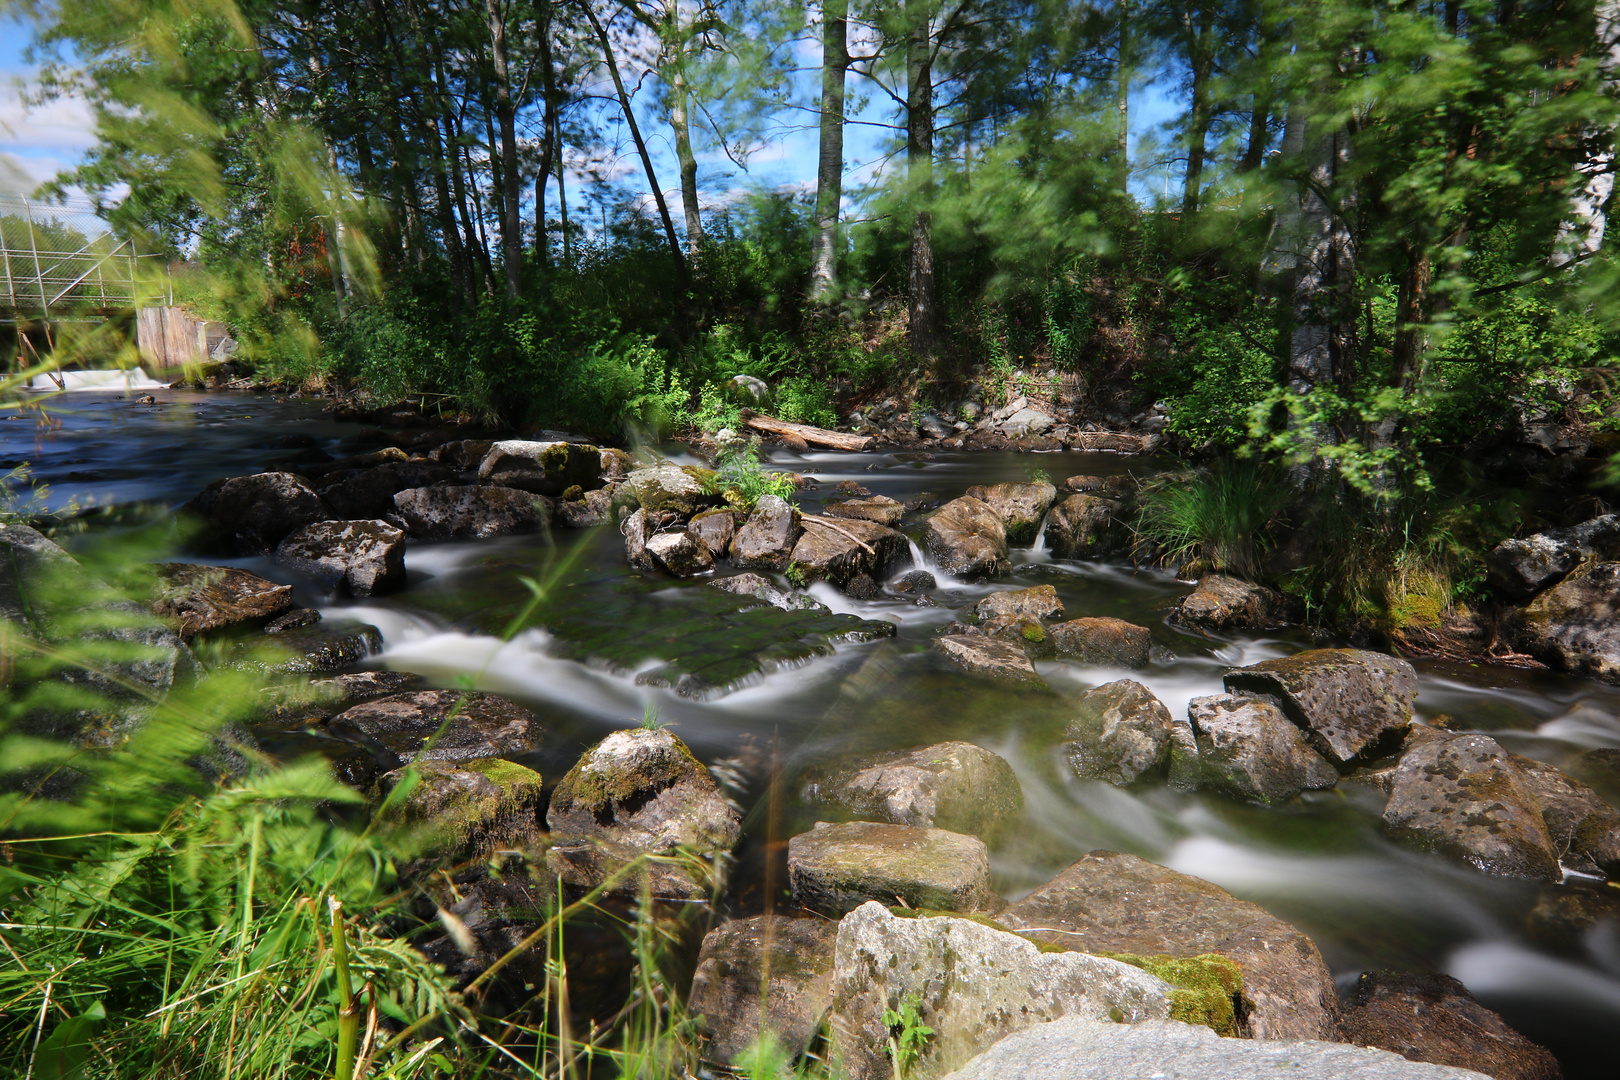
[23,196,48,319]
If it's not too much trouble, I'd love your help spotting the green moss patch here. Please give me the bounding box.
[1101,952,1243,1036]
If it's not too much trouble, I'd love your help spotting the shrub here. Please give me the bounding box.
[1134,460,1289,579]
[774,375,837,428]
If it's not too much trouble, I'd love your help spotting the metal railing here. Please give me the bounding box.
[1,193,171,322]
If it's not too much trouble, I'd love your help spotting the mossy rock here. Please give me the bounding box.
[378,756,544,858]
[1101,951,1243,1036]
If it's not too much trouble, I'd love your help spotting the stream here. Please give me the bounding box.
[10,388,1620,1077]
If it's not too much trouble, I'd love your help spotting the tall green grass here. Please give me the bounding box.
[1132,460,1288,580]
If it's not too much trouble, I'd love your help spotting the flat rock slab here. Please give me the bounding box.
[830,903,1173,1080]
[1382,733,1560,881]
[788,821,992,916]
[939,1017,1491,1080]
[1186,693,1339,804]
[800,741,1024,836]
[1174,575,1289,630]
[329,689,538,763]
[1224,647,1417,764]
[822,495,904,528]
[152,563,295,637]
[1048,617,1150,667]
[999,851,1338,1040]
[1337,970,1561,1080]
[933,633,1046,687]
[275,519,406,597]
[391,484,550,540]
[688,914,838,1065]
[924,496,1010,579]
[974,584,1062,622]
[1064,679,1174,786]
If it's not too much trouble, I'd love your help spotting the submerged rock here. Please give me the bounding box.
[1048,617,1151,667]
[974,584,1062,622]
[1224,647,1417,765]
[822,495,904,528]
[477,439,601,496]
[275,519,406,597]
[1185,693,1339,804]
[1173,575,1290,630]
[1336,970,1561,1080]
[181,472,332,554]
[329,689,538,764]
[1000,851,1339,1040]
[730,494,802,570]
[546,727,741,898]
[1510,560,1620,683]
[688,915,838,1066]
[939,1016,1492,1080]
[151,563,295,637]
[708,572,825,612]
[963,481,1058,546]
[375,757,544,858]
[391,484,550,540]
[828,903,1173,1080]
[932,633,1046,687]
[789,516,909,592]
[1044,493,1124,560]
[788,820,993,916]
[1063,680,1174,786]
[800,741,1024,835]
[1381,733,1560,881]
[924,496,1010,579]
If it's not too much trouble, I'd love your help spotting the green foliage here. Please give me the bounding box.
[1146,294,1280,448]
[882,993,935,1079]
[709,440,796,512]
[691,382,743,435]
[1134,460,1288,580]
[774,376,837,429]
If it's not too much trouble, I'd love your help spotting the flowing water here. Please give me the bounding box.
[10,389,1620,1076]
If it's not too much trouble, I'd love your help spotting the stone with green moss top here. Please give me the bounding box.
[788,820,993,916]
[625,464,717,517]
[547,727,741,897]
[376,756,543,857]
[800,742,1023,836]
[477,439,602,497]
[1100,952,1243,1036]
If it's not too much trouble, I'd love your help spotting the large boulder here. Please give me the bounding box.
[275,520,406,597]
[317,460,458,519]
[546,727,741,898]
[626,464,714,518]
[974,584,1062,622]
[999,851,1339,1040]
[1336,970,1561,1080]
[427,438,495,470]
[1381,733,1560,881]
[181,472,332,554]
[328,689,539,764]
[1185,694,1339,804]
[230,619,382,674]
[688,915,838,1065]
[151,563,295,637]
[644,530,715,578]
[828,903,1174,1080]
[730,494,802,571]
[390,484,550,540]
[823,495,904,528]
[788,821,993,916]
[1487,514,1620,600]
[1224,648,1417,765]
[1045,494,1124,560]
[938,1016,1492,1080]
[963,481,1057,546]
[932,634,1046,687]
[477,439,601,496]
[0,523,79,631]
[1173,575,1290,630]
[1508,753,1620,878]
[788,517,909,592]
[687,508,736,558]
[1048,618,1151,667]
[800,742,1024,836]
[375,757,544,858]
[1063,680,1174,786]
[1510,560,1620,683]
[924,497,1010,579]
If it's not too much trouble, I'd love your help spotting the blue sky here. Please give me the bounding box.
[1,13,1186,226]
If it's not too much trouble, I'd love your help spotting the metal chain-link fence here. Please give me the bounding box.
[0,194,170,322]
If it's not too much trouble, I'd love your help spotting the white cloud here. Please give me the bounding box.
[0,71,98,193]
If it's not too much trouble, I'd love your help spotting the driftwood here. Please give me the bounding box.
[741,410,872,452]
[799,514,877,554]
[1067,431,1159,454]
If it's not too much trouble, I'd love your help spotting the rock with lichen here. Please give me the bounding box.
[376,757,544,858]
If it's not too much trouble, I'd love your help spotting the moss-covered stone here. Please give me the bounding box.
[377,756,543,857]
[1102,952,1244,1036]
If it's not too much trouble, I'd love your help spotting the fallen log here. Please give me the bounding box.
[741,410,872,452]
[1067,431,1161,454]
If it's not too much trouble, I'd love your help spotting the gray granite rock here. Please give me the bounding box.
[730,494,802,570]
[688,915,838,1065]
[800,741,1024,835]
[391,484,550,540]
[275,519,406,597]
[1173,575,1289,630]
[963,481,1057,546]
[974,584,1062,622]
[924,497,1010,579]
[1048,617,1151,667]
[329,689,538,764]
[932,633,1046,687]
[1063,680,1174,786]
[788,821,992,916]
[1186,693,1339,804]
[477,439,601,496]
[1224,648,1417,764]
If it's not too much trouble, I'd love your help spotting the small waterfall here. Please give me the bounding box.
[906,537,927,569]
[1031,512,1050,554]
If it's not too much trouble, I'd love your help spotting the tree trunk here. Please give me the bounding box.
[809,0,849,303]
[1180,6,1216,217]
[670,55,704,261]
[1240,92,1269,173]
[402,0,469,298]
[1553,0,1620,263]
[579,0,688,288]
[906,2,936,357]
[485,0,524,299]
[1114,0,1130,186]
[535,3,556,272]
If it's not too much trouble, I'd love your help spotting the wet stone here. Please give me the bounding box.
[229,619,383,674]
[391,484,551,540]
[789,516,909,593]
[688,915,838,1066]
[264,607,321,634]
[963,481,1058,546]
[328,689,539,764]
[477,439,601,496]
[275,519,406,597]
[181,471,332,555]
[1185,693,1339,804]
[316,460,458,519]
[1063,680,1175,787]
[800,741,1024,836]
[1508,752,1620,878]
[1044,493,1125,560]
[151,563,295,637]
[1173,575,1290,630]
[788,820,993,916]
[1224,647,1417,764]
[708,572,826,612]
[890,569,936,594]
[730,494,802,571]
[924,496,1010,579]
[932,633,1046,687]
[1048,617,1151,668]
[822,495,904,528]
[974,584,1063,622]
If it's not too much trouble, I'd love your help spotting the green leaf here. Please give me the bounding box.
[33,1000,105,1080]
